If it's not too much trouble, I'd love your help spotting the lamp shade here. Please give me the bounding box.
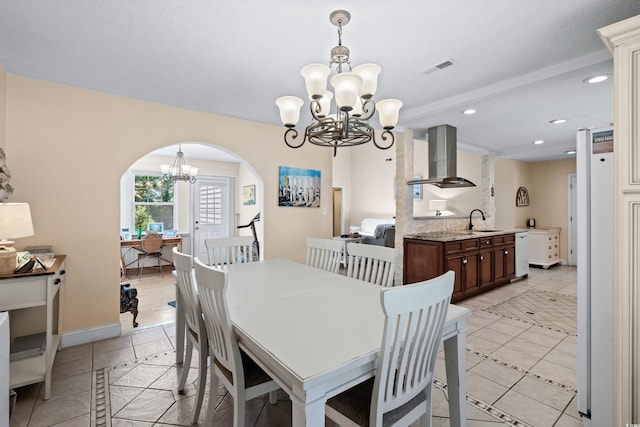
[276,96,304,127]
[330,72,363,111]
[0,203,34,241]
[352,63,381,99]
[376,99,403,129]
[300,64,331,98]
[429,199,447,215]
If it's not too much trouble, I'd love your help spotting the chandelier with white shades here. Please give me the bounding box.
[275,10,402,157]
[160,145,198,183]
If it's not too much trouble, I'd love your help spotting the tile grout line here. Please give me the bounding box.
[465,348,578,394]
[93,367,111,427]
[433,378,532,427]
[481,289,577,336]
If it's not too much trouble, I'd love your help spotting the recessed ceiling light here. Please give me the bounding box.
[583,74,609,84]
[462,108,476,115]
[550,118,567,124]
[532,140,544,145]
[566,150,577,155]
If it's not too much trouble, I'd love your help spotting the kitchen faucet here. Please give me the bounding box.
[468,209,486,230]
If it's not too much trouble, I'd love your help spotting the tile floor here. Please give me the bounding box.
[10,264,582,427]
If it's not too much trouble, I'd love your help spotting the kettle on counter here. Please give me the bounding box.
[527,218,536,228]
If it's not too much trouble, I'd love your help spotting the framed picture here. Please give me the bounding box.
[243,184,256,205]
[121,228,131,240]
[413,177,423,200]
[516,187,530,207]
[164,229,178,238]
[278,166,321,207]
[147,222,164,233]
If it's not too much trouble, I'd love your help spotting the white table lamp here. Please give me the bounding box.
[429,199,447,216]
[0,203,34,274]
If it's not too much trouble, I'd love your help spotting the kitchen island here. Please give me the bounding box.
[404,230,524,302]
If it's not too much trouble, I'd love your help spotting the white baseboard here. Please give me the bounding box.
[60,323,122,348]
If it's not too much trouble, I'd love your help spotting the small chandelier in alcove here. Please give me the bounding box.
[160,145,198,183]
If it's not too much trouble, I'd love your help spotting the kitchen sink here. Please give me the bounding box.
[472,229,503,233]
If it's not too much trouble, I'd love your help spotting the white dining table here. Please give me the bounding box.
[174,259,471,427]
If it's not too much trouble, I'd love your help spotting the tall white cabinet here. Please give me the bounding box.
[598,14,640,425]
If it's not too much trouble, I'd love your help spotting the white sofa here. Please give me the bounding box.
[350,218,396,247]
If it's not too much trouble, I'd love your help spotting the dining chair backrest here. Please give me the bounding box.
[172,247,209,423]
[141,232,163,253]
[346,243,397,287]
[194,257,242,382]
[305,237,342,274]
[372,271,454,425]
[172,247,203,337]
[204,236,255,267]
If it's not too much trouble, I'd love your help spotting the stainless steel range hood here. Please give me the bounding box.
[408,124,476,188]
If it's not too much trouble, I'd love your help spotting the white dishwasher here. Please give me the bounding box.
[515,231,529,278]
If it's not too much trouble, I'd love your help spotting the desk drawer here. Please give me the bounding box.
[0,278,46,310]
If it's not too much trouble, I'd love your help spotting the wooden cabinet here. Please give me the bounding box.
[479,247,493,289]
[0,256,66,400]
[492,234,516,282]
[444,239,480,300]
[404,234,516,302]
[528,227,560,269]
[403,239,443,285]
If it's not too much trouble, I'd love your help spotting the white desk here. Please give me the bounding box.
[175,259,470,427]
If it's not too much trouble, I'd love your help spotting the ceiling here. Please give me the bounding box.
[1,1,639,163]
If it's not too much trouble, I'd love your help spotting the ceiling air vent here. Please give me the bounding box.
[420,59,455,75]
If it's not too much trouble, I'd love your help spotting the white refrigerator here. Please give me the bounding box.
[576,126,613,426]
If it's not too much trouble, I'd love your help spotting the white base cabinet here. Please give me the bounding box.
[0,256,66,400]
[528,227,561,269]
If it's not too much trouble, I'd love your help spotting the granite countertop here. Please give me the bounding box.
[405,228,528,242]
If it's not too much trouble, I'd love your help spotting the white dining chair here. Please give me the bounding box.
[193,257,280,427]
[325,271,454,427]
[305,237,343,274]
[172,248,208,424]
[204,236,255,267]
[346,243,397,287]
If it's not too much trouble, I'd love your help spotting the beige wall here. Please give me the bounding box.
[331,146,352,233]
[529,158,576,261]
[494,157,533,229]
[5,73,333,334]
[348,142,397,223]
[237,161,262,243]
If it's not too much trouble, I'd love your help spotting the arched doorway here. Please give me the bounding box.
[118,142,263,330]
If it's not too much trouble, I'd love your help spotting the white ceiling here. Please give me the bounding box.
[1,1,639,162]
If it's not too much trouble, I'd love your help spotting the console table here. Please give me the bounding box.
[120,237,182,277]
[0,256,66,400]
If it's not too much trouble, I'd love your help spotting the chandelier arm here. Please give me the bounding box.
[309,100,323,121]
[372,130,395,150]
[283,127,307,149]
[359,99,376,121]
